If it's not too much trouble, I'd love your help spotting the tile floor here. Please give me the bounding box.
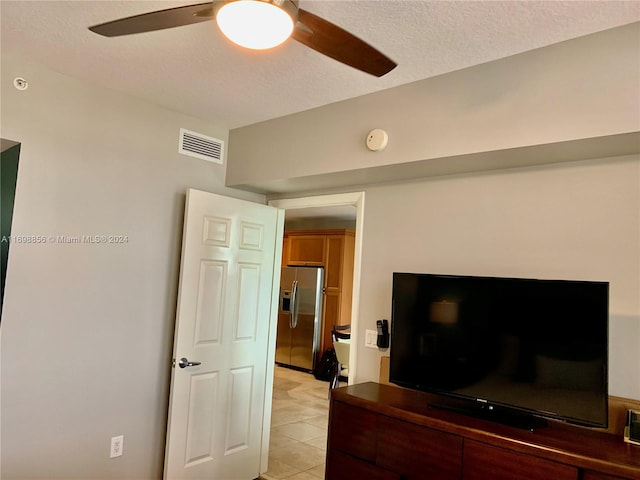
[260,365,330,480]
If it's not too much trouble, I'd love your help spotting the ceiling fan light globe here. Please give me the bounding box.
[216,1,295,50]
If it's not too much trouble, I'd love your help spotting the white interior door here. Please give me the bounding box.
[164,189,281,480]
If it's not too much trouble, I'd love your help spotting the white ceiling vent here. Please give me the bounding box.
[178,128,224,164]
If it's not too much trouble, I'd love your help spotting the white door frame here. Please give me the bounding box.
[268,192,365,384]
[258,208,285,476]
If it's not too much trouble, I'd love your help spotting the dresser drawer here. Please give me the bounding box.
[376,416,463,480]
[329,401,378,462]
[326,451,400,480]
[463,440,578,480]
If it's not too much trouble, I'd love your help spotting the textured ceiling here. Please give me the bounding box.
[1,1,639,129]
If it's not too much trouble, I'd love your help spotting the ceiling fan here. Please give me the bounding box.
[89,0,397,77]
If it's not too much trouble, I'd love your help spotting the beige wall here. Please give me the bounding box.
[225,22,640,402]
[285,218,356,231]
[227,23,639,190]
[0,54,263,479]
[354,155,639,400]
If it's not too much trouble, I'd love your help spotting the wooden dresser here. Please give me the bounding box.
[326,382,640,480]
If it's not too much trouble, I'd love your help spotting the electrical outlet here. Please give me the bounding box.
[110,435,124,458]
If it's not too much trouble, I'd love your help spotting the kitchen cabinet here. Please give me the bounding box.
[281,235,290,267]
[326,383,640,480]
[287,234,326,265]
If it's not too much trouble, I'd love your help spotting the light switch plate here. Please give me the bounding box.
[365,329,378,349]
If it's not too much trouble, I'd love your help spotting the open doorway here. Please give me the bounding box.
[260,193,364,478]
[269,192,364,384]
[1,138,21,321]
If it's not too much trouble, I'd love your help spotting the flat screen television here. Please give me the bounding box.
[390,272,609,429]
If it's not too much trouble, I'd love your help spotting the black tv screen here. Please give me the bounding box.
[390,272,609,428]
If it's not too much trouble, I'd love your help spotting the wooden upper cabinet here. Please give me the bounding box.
[284,230,354,283]
[324,236,345,290]
[337,233,355,328]
[287,234,326,265]
[281,235,290,267]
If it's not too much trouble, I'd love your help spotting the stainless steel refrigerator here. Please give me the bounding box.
[276,266,324,372]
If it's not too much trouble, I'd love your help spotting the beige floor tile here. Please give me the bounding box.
[269,432,299,450]
[305,463,326,479]
[267,366,329,477]
[287,395,326,408]
[302,434,327,451]
[271,407,327,427]
[271,401,326,417]
[262,456,301,480]
[272,421,327,442]
[303,413,329,429]
[282,471,319,480]
[271,398,300,411]
[269,442,326,471]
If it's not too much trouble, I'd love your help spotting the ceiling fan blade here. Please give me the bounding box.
[292,8,397,77]
[89,2,215,37]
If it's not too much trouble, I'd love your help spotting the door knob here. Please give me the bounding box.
[177,357,201,368]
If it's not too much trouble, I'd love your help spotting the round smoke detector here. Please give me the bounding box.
[14,77,28,91]
[366,129,388,151]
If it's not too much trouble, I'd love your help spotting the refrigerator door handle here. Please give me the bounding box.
[288,286,293,328]
[291,280,299,328]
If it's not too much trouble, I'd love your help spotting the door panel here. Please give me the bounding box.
[194,261,225,344]
[275,311,292,365]
[280,266,296,287]
[185,372,218,466]
[225,366,253,453]
[290,267,322,370]
[236,263,260,341]
[202,216,231,245]
[165,189,279,480]
[290,312,315,370]
[275,267,295,365]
